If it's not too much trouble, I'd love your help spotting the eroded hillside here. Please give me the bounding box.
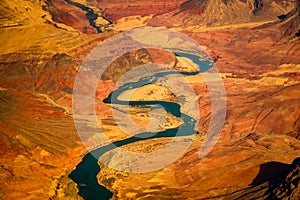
[0,0,299,199]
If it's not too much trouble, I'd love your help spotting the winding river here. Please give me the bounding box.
[63,0,112,33]
[69,52,213,199]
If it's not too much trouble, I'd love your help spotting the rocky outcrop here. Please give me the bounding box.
[98,0,187,22]
[224,157,300,199]
[0,0,112,34]
[0,0,51,27]
[148,0,296,27]
[0,89,85,199]
[46,0,111,33]
[101,48,177,81]
[46,0,96,33]
[277,0,300,39]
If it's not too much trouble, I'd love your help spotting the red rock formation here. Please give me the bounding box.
[148,0,296,27]
[46,0,98,33]
[1,0,300,199]
[0,88,86,199]
[277,0,300,38]
[98,0,187,22]
[224,157,300,199]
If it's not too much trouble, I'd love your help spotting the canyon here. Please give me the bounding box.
[0,0,299,199]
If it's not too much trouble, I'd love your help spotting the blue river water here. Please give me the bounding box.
[63,0,113,33]
[69,52,213,199]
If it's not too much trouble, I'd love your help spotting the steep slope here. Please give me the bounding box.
[224,157,300,199]
[0,1,113,198]
[0,52,84,199]
[277,0,300,38]
[0,0,111,34]
[46,0,111,33]
[0,0,51,27]
[148,0,296,27]
[253,0,300,40]
[0,0,114,57]
[97,0,187,22]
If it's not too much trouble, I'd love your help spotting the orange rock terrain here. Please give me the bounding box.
[98,0,187,22]
[148,0,296,27]
[0,0,299,199]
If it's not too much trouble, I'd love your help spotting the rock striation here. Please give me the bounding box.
[0,0,299,199]
[148,0,296,27]
[98,0,187,22]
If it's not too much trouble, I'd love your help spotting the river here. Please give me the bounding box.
[69,52,213,199]
[63,0,112,33]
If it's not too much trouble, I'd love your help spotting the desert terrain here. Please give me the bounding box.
[0,0,299,199]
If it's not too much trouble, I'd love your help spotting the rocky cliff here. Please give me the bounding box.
[224,157,300,199]
[98,0,187,22]
[277,0,300,38]
[148,0,296,27]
